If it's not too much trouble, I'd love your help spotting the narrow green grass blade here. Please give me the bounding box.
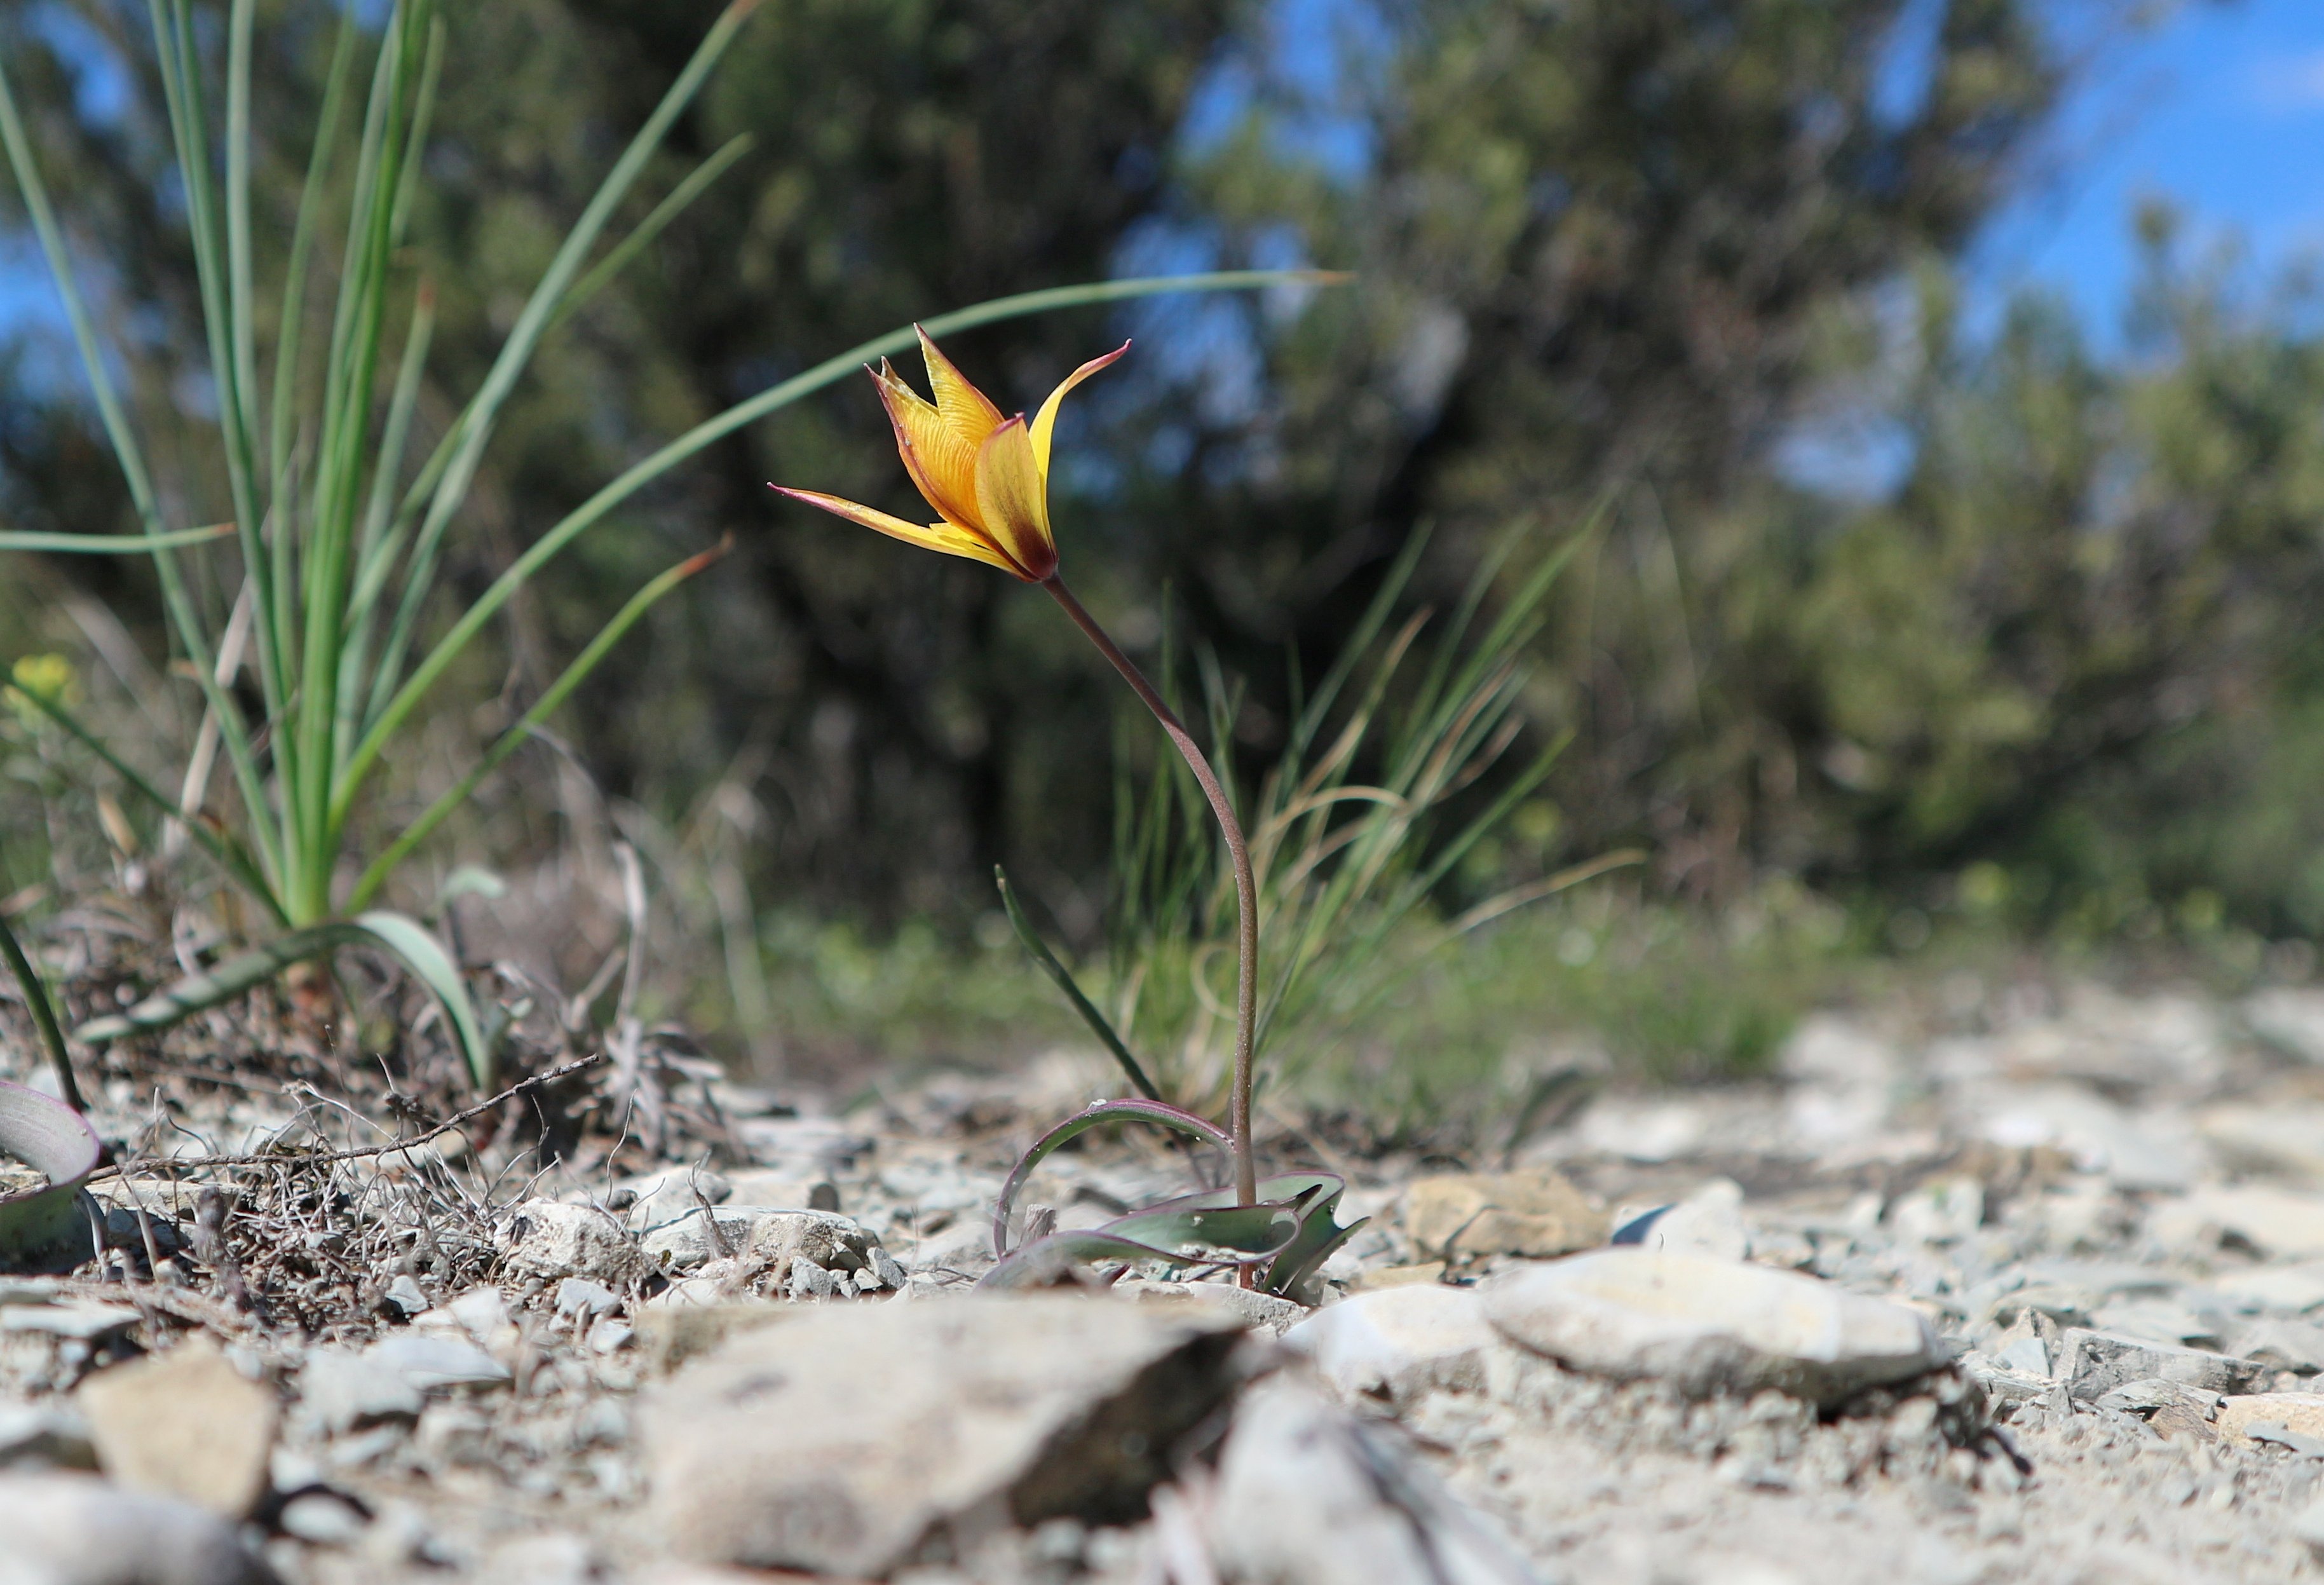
[344,909,492,1089]
[73,930,333,1045]
[0,522,236,554]
[336,269,1349,830]
[155,0,264,616]
[1406,735,1570,900]
[316,0,438,689]
[293,0,428,915]
[336,282,438,765]
[995,866,1162,1102]
[0,7,278,878]
[550,133,754,330]
[0,841,84,1112]
[1430,517,1598,740]
[1285,523,1429,772]
[4,684,286,925]
[386,15,444,244]
[365,0,761,726]
[345,539,727,910]
[269,15,360,494]
[224,0,261,465]
[264,6,362,733]
[70,910,490,1089]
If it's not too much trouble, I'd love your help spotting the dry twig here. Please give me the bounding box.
[83,1053,606,1180]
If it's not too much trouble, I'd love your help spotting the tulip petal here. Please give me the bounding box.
[914,326,1005,450]
[770,485,1023,576]
[972,416,1058,582]
[1030,340,1131,477]
[871,361,986,531]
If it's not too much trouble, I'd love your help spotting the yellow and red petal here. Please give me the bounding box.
[769,484,1024,576]
[914,326,1005,450]
[1029,339,1131,477]
[971,416,1057,581]
[871,362,984,529]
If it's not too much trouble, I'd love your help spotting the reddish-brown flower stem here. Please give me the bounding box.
[1043,575,1259,1214]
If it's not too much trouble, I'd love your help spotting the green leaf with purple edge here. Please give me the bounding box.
[1268,1197,1368,1300]
[1141,1172,1368,1298]
[977,1197,1302,1290]
[993,1098,1232,1258]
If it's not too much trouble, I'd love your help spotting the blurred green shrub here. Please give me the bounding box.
[1748,224,2324,935]
[0,0,2072,928]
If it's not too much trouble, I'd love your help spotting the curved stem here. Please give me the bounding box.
[1043,576,1258,1211]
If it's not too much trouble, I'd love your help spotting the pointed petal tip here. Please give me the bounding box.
[1029,342,1132,473]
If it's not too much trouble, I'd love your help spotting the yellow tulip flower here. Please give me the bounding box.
[771,324,1263,1215]
[771,327,1127,583]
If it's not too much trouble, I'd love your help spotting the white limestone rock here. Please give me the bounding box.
[641,1293,1245,1577]
[1283,1284,1505,1401]
[1482,1249,1945,1404]
[2055,1327,2269,1403]
[0,1473,272,1585]
[1205,1376,1540,1585]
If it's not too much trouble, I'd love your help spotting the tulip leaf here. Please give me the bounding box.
[979,1171,1364,1300]
[1264,1182,1368,1300]
[1129,1171,1368,1298]
[977,1198,1302,1291]
[992,1098,1232,1258]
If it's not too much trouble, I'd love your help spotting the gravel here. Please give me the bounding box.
[3,978,2324,1581]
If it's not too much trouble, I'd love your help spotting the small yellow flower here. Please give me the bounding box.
[5,653,79,731]
[773,327,1128,583]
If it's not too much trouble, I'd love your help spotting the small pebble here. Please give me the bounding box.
[280,1490,369,1546]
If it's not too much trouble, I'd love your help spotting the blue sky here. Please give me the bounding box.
[1169,0,2324,354]
[5,2,2320,383]
[1972,0,2324,339]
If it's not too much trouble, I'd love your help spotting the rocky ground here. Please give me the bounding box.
[4,973,2324,1584]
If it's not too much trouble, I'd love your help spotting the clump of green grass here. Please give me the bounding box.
[0,0,1317,1089]
[1047,521,1626,1108]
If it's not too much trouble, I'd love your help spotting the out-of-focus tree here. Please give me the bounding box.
[1758,218,2324,934]
[404,0,1248,920]
[0,0,1242,925]
[1122,0,2065,903]
[5,0,2171,942]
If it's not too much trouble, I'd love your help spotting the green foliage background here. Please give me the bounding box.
[6,0,2321,1073]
